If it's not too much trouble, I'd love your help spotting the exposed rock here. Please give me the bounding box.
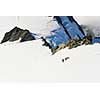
[1,27,35,44]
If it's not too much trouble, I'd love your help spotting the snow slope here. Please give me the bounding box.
[0,39,100,82]
[0,16,100,82]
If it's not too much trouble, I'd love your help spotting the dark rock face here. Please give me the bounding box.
[1,27,35,44]
[9,27,24,42]
[41,37,52,49]
[20,32,35,42]
[1,31,12,43]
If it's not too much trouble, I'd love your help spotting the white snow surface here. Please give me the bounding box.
[0,39,100,82]
[0,16,100,82]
